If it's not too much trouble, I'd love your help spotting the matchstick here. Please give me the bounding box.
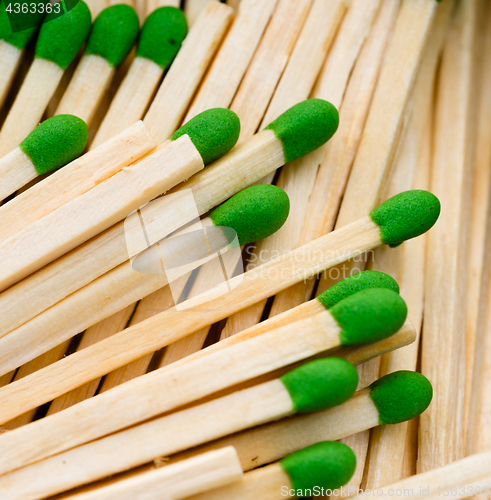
[64,447,243,500]
[0,108,239,292]
[142,1,233,145]
[0,0,92,157]
[221,0,382,339]
[0,121,154,241]
[0,115,88,202]
[185,0,210,27]
[90,6,188,148]
[85,0,108,18]
[420,0,478,472]
[0,358,365,496]
[0,190,439,430]
[187,442,356,500]
[184,0,279,121]
[172,371,432,476]
[0,100,335,352]
[146,0,180,16]
[54,4,140,125]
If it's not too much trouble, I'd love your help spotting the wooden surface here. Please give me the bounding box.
[0,58,64,157]
[0,147,37,202]
[0,42,23,109]
[146,0,180,15]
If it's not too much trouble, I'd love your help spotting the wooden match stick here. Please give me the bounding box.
[142,1,232,145]
[54,4,139,125]
[63,447,243,500]
[0,108,239,292]
[184,0,210,27]
[0,115,88,203]
[0,358,363,496]
[184,0,279,121]
[90,6,188,148]
[0,0,92,157]
[0,190,438,430]
[146,0,180,16]
[420,0,477,472]
[85,0,108,18]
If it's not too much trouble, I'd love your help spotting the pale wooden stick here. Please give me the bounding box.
[230,0,312,143]
[55,55,116,125]
[0,121,154,242]
[0,135,202,291]
[0,58,64,157]
[109,0,134,5]
[184,0,279,121]
[146,0,180,15]
[362,4,451,486]
[185,0,211,26]
[0,41,23,109]
[464,0,491,440]
[226,0,240,10]
[419,0,478,472]
[64,447,243,500]
[85,0,108,17]
[0,147,39,202]
[143,1,233,144]
[221,0,393,339]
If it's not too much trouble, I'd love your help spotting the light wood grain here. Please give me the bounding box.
[0,135,202,292]
[146,0,180,15]
[85,0,108,17]
[230,0,312,143]
[0,41,23,109]
[0,147,37,202]
[185,0,212,26]
[65,447,242,500]
[0,121,155,242]
[143,1,233,144]
[0,58,64,157]
[184,0,278,121]
[55,55,115,125]
[419,0,478,472]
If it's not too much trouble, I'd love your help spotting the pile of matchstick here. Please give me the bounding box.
[0,0,490,498]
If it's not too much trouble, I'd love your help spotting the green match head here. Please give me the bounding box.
[35,0,92,70]
[368,371,433,424]
[209,185,290,246]
[280,442,356,494]
[85,4,139,68]
[20,115,88,175]
[265,99,339,163]
[280,358,358,414]
[137,6,187,69]
[1,0,44,48]
[330,288,407,346]
[370,190,441,248]
[317,271,400,310]
[171,108,240,165]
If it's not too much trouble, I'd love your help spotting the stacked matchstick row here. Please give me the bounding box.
[0,0,490,498]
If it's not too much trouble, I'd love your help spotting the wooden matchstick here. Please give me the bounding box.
[185,0,210,27]
[54,4,140,125]
[63,447,243,500]
[146,0,180,16]
[0,0,92,157]
[419,0,477,472]
[0,115,88,203]
[90,6,188,149]
[85,0,108,18]
[142,1,233,145]
[0,190,438,429]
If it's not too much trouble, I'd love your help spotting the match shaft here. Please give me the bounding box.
[0,148,37,202]
[0,41,23,109]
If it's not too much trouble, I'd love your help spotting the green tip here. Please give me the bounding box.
[137,6,187,69]
[209,185,290,246]
[317,271,400,310]
[85,4,139,68]
[369,371,433,424]
[330,288,407,346]
[171,108,240,165]
[370,190,441,248]
[280,358,358,414]
[281,442,356,494]
[35,0,92,70]
[20,114,88,175]
[265,99,339,163]
[1,0,45,47]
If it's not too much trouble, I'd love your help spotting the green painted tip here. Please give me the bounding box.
[369,371,433,424]
[370,190,441,248]
[281,442,356,494]
[265,99,339,163]
[85,4,139,68]
[0,0,43,48]
[317,271,400,310]
[20,114,88,175]
[210,185,290,246]
[281,358,358,414]
[171,108,240,165]
[330,288,407,346]
[137,6,187,69]
[35,0,92,70]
